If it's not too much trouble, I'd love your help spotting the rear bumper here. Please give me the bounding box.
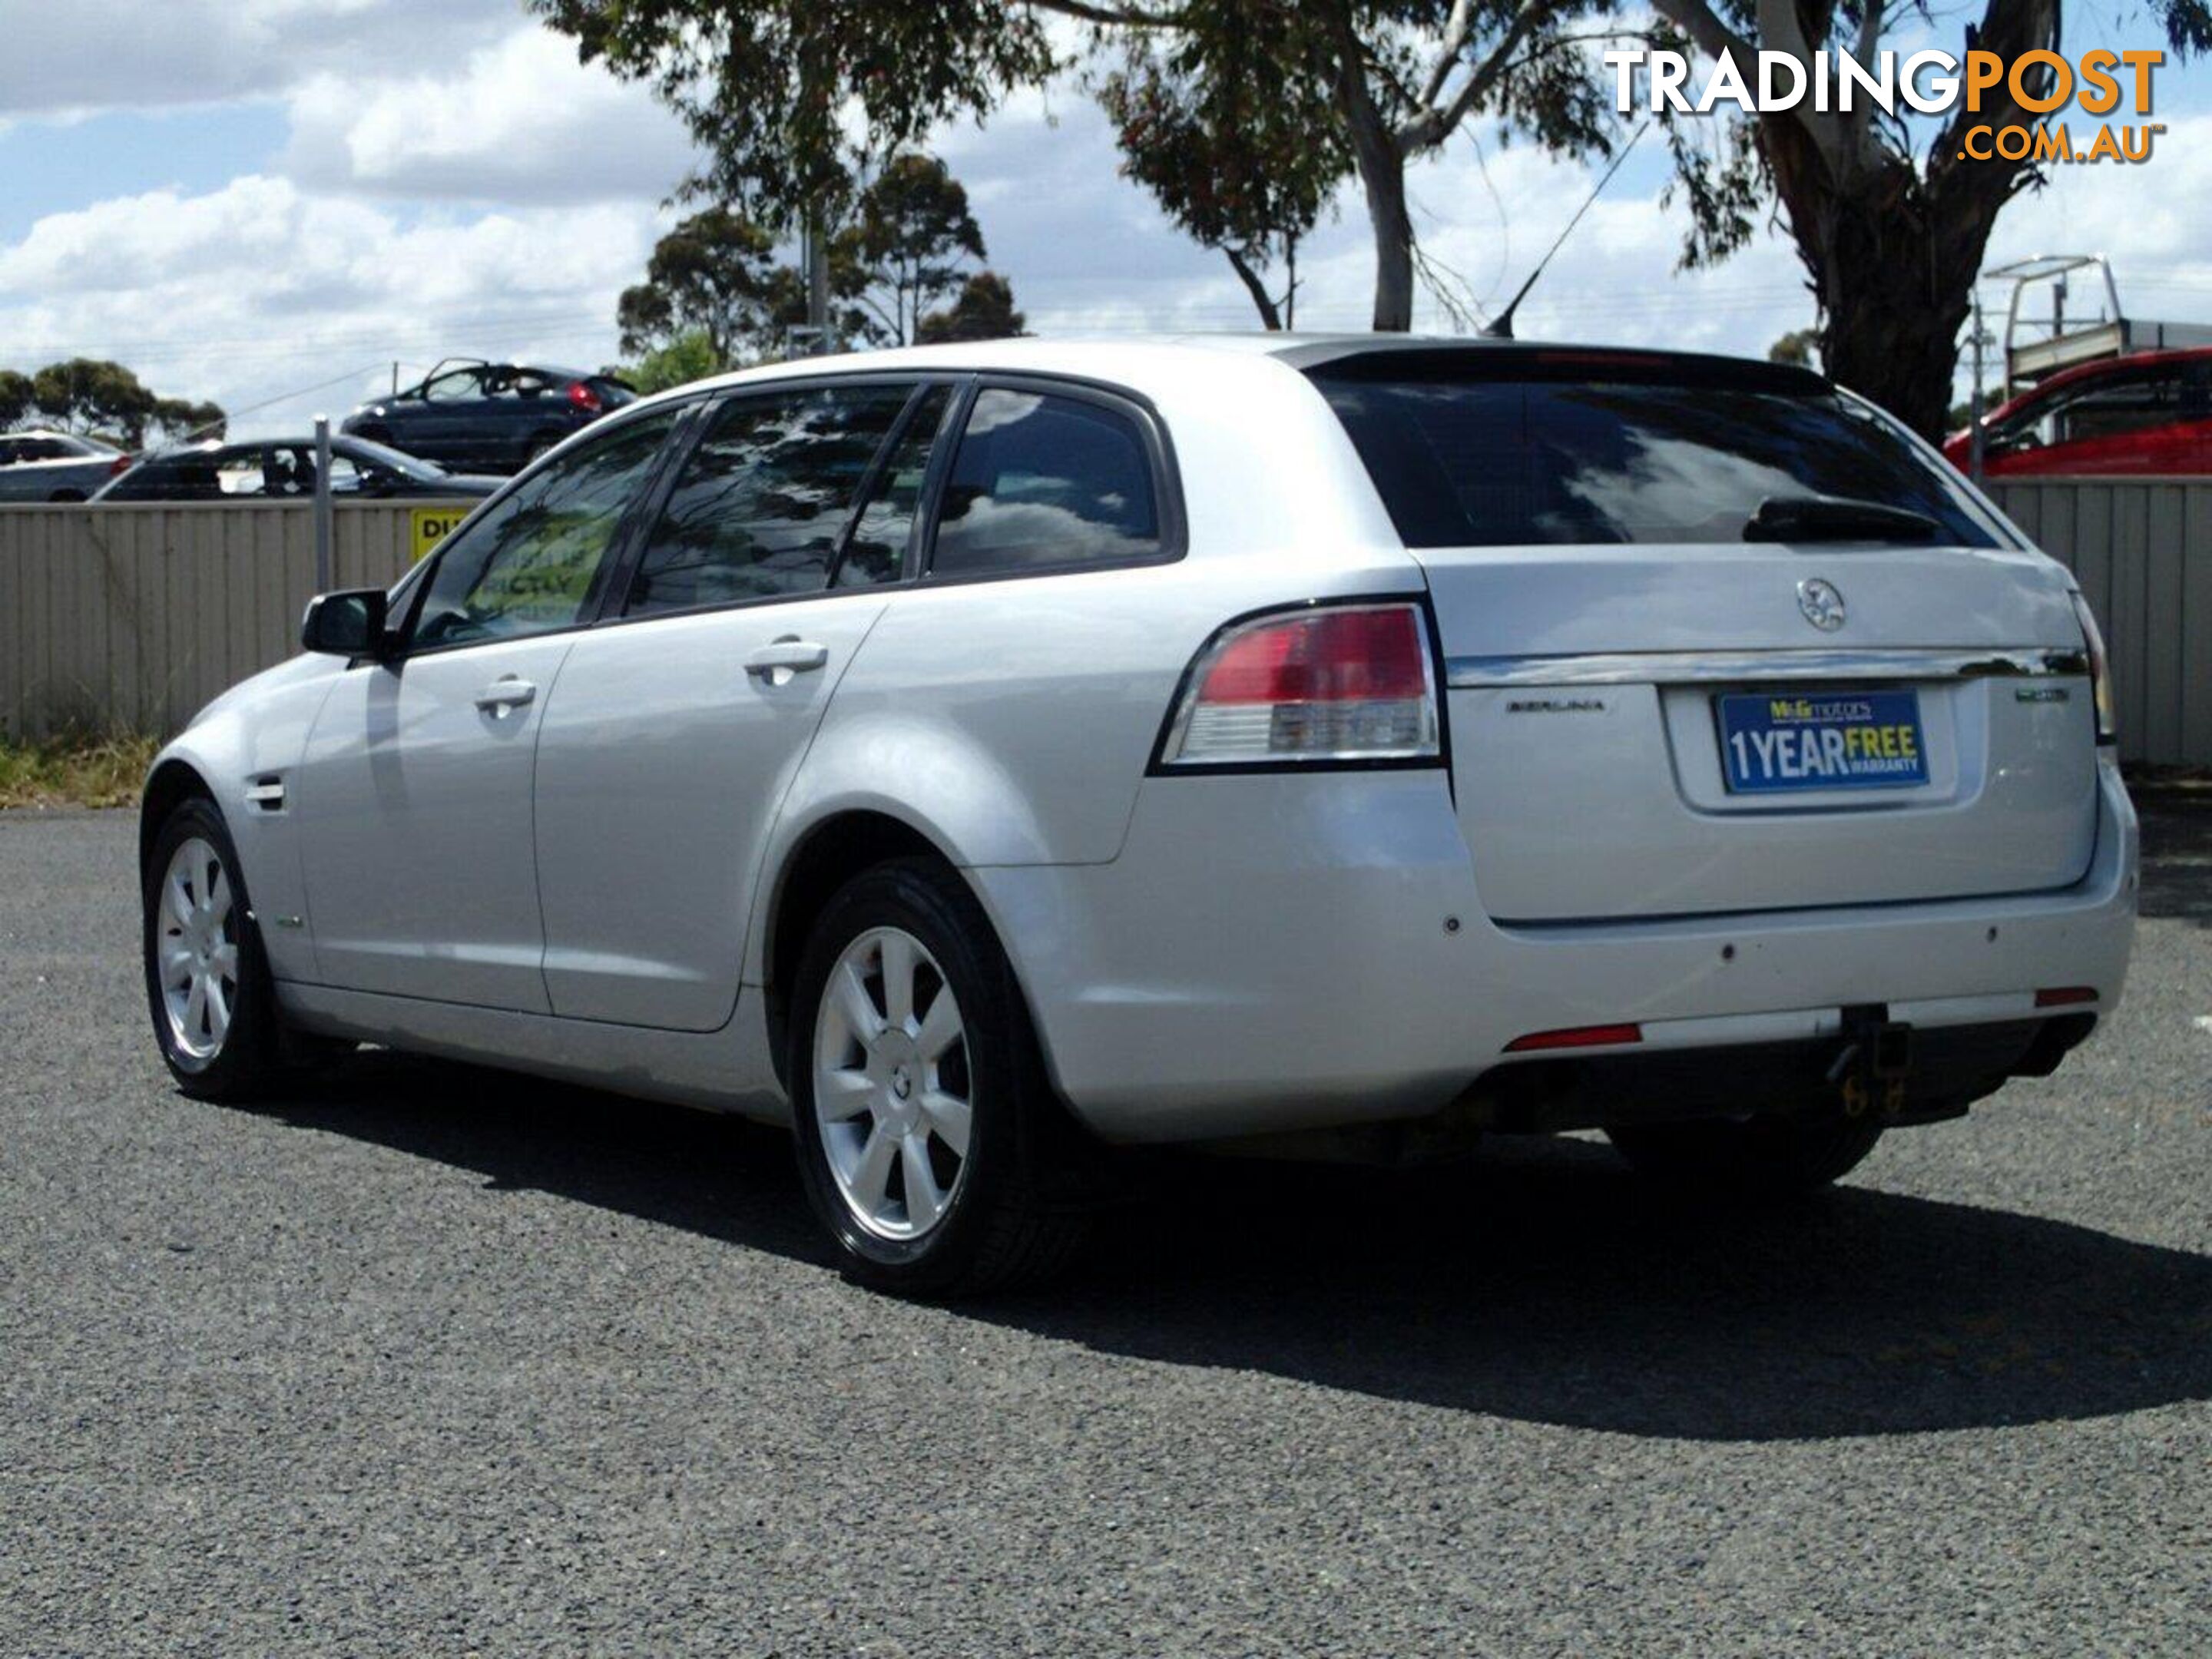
[972,754,2137,1144]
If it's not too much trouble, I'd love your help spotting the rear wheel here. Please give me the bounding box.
[142,800,287,1100]
[788,859,1090,1296]
[1607,1111,1884,1195]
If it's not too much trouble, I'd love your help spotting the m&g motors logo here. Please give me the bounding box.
[1604,47,2166,164]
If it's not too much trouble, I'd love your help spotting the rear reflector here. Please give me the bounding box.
[567,379,603,414]
[1159,601,1439,767]
[1504,1023,1644,1053]
[2034,986,2098,1008]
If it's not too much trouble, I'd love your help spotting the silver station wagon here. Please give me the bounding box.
[141,337,2137,1293]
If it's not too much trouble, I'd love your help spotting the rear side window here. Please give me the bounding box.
[930,389,1161,578]
[625,382,912,616]
[1315,366,2002,548]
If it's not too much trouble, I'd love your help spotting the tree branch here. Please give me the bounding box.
[1419,0,1481,109]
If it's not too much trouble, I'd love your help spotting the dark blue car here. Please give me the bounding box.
[341,359,637,475]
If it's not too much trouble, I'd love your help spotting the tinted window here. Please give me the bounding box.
[1316,367,2002,548]
[624,383,912,616]
[838,385,952,588]
[411,411,677,649]
[930,389,1161,577]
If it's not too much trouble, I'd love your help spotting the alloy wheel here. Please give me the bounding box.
[156,836,238,1062]
[812,926,974,1240]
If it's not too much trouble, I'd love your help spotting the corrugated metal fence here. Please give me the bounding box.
[0,502,428,741]
[1989,479,2211,767]
[1,484,2207,763]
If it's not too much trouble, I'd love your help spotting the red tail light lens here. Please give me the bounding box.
[566,379,603,415]
[108,455,133,477]
[2034,986,2098,1008]
[1160,602,1440,767]
[2069,592,2115,745]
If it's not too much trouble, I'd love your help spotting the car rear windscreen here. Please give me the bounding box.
[1310,358,2003,548]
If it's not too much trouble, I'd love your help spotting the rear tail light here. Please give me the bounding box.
[1157,601,1441,768]
[108,455,132,477]
[567,379,603,415]
[2070,592,2116,744]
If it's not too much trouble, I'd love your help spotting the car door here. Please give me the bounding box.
[402,366,495,467]
[293,408,684,1012]
[530,376,946,1030]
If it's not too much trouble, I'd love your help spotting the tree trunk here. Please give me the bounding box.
[1318,0,1415,332]
[1363,159,1416,332]
[1223,247,1283,330]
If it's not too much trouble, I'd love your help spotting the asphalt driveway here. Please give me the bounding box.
[2,796,2206,1656]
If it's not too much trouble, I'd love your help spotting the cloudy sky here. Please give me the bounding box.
[2,0,2208,438]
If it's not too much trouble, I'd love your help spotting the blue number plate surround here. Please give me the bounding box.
[1717,689,1928,793]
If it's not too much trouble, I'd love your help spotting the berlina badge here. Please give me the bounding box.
[1796,578,1846,632]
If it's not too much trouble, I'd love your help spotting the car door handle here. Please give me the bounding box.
[744,639,830,679]
[473,676,538,715]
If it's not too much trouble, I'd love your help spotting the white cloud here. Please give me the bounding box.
[0,176,660,435]
[0,0,511,120]
[282,27,694,206]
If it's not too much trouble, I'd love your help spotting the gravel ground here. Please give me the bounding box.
[2,800,2206,1657]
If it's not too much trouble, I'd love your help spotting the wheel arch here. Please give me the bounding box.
[758,808,962,1085]
[140,757,216,874]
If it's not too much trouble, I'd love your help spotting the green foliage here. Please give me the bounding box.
[617,207,793,363]
[842,154,987,345]
[0,730,161,812]
[531,0,1060,227]
[1768,328,1820,369]
[624,329,730,394]
[1,358,224,446]
[916,271,1025,344]
[1095,5,1347,326]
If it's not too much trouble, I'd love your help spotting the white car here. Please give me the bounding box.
[140,337,2137,1293]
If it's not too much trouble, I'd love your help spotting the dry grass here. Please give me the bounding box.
[0,731,160,810]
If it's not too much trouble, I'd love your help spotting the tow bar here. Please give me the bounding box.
[1829,1008,1915,1118]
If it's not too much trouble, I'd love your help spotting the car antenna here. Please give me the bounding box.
[1482,120,1650,341]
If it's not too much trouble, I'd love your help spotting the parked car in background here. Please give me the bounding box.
[95,435,500,502]
[141,337,2133,1296]
[1945,347,2212,477]
[342,359,636,475]
[0,429,131,501]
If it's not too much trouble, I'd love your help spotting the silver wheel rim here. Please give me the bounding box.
[812,926,973,1242]
[156,836,238,1062]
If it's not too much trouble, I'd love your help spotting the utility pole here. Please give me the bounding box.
[806,212,830,356]
[1969,289,1988,484]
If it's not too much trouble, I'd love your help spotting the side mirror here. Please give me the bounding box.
[300,588,389,657]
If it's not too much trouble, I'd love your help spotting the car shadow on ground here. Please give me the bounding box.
[2137,786,2211,925]
[239,1050,2212,1444]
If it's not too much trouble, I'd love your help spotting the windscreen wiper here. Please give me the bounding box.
[1744,495,1941,543]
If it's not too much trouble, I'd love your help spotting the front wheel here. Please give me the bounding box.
[1607,1111,1885,1196]
[142,800,288,1099]
[787,859,1090,1296]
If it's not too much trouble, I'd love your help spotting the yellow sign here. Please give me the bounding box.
[411,506,472,563]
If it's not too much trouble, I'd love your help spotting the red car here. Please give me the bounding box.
[1946,346,2212,477]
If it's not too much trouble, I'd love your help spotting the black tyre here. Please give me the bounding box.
[142,798,290,1100]
[1607,1111,1885,1195]
[787,858,1091,1296]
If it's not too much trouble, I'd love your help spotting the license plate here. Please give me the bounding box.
[1717,689,1928,793]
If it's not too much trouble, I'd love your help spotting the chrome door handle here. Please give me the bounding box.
[744,639,830,681]
[474,676,538,715]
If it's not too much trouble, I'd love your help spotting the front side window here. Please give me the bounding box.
[1316,363,2003,548]
[410,410,678,650]
[930,389,1161,577]
[419,368,483,402]
[624,382,913,617]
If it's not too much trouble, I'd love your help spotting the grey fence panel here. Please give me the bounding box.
[4,485,2206,764]
[0,501,435,742]
[1991,478,2212,767]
